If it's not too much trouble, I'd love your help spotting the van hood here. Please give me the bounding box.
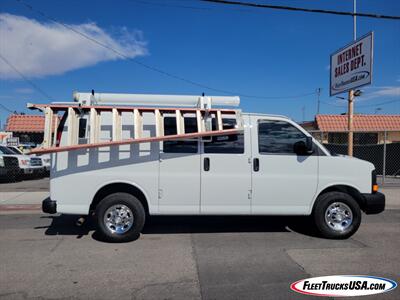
[333,154,375,171]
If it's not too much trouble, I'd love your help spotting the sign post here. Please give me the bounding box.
[348,90,354,156]
[348,0,356,157]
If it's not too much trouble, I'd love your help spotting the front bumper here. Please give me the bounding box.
[42,198,57,214]
[32,167,45,174]
[21,168,33,175]
[362,192,385,214]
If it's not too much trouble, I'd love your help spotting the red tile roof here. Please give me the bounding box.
[316,114,400,132]
[5,114,59,133]
[300,121,317,129]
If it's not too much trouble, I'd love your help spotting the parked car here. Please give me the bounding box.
[12,143,35,154]
[40,154,51,174]
[0,146,44,178]
[0,154,20,182]
[7,146,49,175]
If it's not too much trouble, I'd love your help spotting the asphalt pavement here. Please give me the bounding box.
[0,177,50,192]
[0,211,399,299]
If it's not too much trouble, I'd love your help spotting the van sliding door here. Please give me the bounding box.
[200,115,252,214]
[158,116,201,214]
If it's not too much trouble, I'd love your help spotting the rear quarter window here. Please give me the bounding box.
[204,118,244,154]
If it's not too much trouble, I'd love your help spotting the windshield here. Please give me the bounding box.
[310,139,333,156]
[0,146,17,155]
[6,147,22,154]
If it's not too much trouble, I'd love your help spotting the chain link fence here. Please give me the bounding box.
[2,128,400,187]
[309,130,400,186]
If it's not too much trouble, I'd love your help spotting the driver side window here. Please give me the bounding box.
[258,120,307,155]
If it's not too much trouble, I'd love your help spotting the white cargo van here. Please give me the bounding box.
[40,93,385,242]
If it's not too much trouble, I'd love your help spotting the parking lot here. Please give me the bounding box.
[0,209,399,299]
[1,178,399,299]
[0,177,49,192]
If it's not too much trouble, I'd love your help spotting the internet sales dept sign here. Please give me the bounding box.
[330,32,374,96]
[291,275,397,297]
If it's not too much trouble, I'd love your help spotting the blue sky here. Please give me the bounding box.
[0,0,399,127]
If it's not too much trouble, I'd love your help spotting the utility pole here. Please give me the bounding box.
[347,0,356,156]
[302,106,305,123]
[316,88,321,115]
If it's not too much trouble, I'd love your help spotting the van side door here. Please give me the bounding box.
[159,116,200,214]
[250,117,318,214]
[200,115,252,214]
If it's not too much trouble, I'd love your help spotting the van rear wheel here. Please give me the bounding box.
[313,191,361,239]
[95,193,145,242]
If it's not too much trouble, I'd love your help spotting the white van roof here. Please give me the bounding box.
[243,112,291,120]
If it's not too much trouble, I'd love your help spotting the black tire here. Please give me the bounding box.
[313,191,361,239]
[95,192,145,243]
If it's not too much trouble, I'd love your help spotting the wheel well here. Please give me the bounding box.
[90,183,149,214]
[315,185,366,211]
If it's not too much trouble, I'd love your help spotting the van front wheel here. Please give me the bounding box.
[95,193,145,242]
[313,191,361,239]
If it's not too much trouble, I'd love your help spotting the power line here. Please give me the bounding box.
[321,100,345,107]
[130,0,211,11]
[14,0,317,100]
[201,0,400,20]
[321,99,400,108]
[128,0,275,14]
[358,99,400,108]
[0,53,55,101]
[0,103,15,114]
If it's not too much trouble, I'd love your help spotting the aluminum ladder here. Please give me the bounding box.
[27,103,243,155]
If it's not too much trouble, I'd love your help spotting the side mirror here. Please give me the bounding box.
[306,136,313,152]
[293,137,314,155]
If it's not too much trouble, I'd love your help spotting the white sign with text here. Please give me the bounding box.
[330,32,373,96]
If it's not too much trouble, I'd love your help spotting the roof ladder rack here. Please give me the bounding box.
[27,103,243,155]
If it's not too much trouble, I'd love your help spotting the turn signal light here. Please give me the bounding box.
[372,184,379,193]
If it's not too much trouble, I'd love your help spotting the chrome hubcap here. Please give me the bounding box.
[325,202,353,232]
[104,204,134,234]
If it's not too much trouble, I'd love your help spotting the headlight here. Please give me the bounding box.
[0,157,4,167]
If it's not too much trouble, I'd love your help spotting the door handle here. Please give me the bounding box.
[204,157,210,171]
[253,158,259,172]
